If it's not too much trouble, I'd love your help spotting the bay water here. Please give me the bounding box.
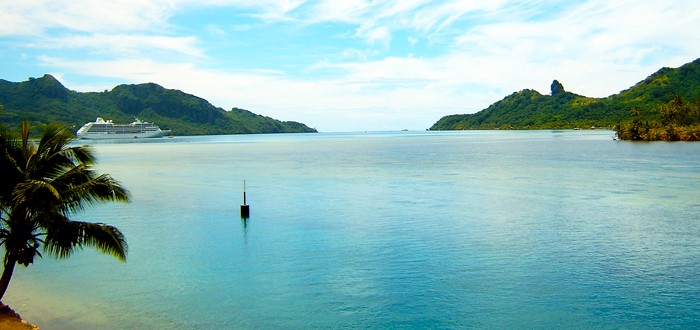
[5,130,700,329]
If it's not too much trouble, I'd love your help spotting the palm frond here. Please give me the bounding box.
[61,173,130,213]
[0,128,26,206]
[62,144,96,166]
[49,163,94,192]
[0,228,10,245]
[37,124,71,154]
[33,144,97,183]
[12,180,61,212]
[20,120,36,160]
[28,126,77,181]
[0,152,22,206]
[79,222,127,261]
[43,220,127,261]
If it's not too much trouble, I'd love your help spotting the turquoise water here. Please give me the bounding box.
[6,130,700,329]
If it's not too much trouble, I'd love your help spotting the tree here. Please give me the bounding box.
[0,121,130,301]
[660,94,700,127]
[624,107,645,140]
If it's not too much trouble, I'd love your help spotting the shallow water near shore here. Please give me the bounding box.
[6,130,700,329]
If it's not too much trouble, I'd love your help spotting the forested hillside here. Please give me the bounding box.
[0,75,316,135]
[430,58,700,131]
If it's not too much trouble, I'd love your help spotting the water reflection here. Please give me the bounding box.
[241,217,248,247]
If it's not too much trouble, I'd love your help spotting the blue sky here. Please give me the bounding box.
[1,1,699,131]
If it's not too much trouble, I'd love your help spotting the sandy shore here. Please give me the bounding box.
[0,304,38,330]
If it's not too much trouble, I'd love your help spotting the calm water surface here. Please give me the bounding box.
[6,130,700,329]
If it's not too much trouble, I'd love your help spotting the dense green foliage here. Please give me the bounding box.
[615,95,700,141]
[430,58,700,131]
[0,75,317,136]
[0,122,129,301]
[432,89,607,130]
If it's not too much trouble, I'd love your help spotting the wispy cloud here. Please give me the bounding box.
[36,34,204,58]
[0,1,173,35]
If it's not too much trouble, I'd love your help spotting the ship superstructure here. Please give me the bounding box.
[76,117,170,139]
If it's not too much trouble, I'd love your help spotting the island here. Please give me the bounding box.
[0,75,316,136]
[430,58,700,141]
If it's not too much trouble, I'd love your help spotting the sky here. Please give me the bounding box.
[1,1,700,132]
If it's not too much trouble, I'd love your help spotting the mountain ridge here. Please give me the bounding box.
[430,58,700,130]
[0,75,316,135]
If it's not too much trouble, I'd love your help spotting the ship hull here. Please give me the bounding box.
[77,131,169,139]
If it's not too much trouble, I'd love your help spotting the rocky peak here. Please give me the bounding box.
[550,80,565,95]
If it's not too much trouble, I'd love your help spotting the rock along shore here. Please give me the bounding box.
[0,304,38,330]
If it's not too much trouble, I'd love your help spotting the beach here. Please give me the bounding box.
[0,305,37,330]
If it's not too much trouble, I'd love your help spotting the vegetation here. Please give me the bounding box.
[0,121,129,301]
[615,95,700,141]
[0,76,316,136]
[430,58,700,133]
[431,88,608,130]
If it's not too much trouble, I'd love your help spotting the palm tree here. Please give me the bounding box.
[0,121,130,301]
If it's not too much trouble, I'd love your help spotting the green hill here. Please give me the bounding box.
[430,58,700,130]
[0,75,316,135]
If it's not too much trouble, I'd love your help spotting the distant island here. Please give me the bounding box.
[0,75,317,136]
[430,58,700,141]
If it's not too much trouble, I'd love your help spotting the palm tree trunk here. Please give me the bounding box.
[0,254,17,302]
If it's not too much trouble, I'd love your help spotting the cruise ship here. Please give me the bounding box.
[76,117,170,139]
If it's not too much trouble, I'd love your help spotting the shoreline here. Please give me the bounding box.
[0,304,38,330]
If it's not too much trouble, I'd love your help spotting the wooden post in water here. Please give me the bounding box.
[240,180,250,219]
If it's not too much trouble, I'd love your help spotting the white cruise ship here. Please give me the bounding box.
[76,117,170,139]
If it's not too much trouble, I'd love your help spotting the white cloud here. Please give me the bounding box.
[38,54,470,131]
[356,26,391,48]
[300,0,371,23]
[0,4,40,35]
[36,34,205,58]
[0,0,174,35]
[488,2,696,94]
[338,48,381,61]
[408,0,503,33]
